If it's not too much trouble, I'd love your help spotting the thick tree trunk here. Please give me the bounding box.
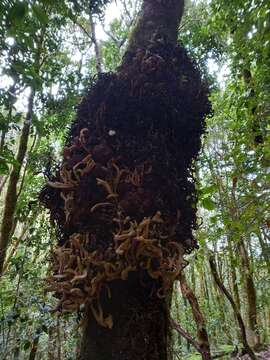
[78,2,185,359]
[79,275,169,360]
[127,0,184,52]
[41,1,209,360]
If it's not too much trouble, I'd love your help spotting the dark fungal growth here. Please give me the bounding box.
[40,43,209,329]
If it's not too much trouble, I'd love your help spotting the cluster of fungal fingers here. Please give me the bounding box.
[40,43,209,328]
[47,212,187,328]
[46,147,187,328]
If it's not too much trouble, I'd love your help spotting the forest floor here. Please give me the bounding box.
[232,347,270,359]
[187,346,270,359]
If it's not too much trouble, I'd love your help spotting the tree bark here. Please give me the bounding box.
[209,256,257,360]
[227,235,241,311]
[238,237,260,348]
[170,318,202,354]
[230,177,260,348]
[127,0,184,53]
[78,1,186,359]
[79,276,169,360]
[0,91,35,276]
[179,273,212,360]
[89,13,102,74]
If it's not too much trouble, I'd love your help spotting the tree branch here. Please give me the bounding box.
[170,318,201,353]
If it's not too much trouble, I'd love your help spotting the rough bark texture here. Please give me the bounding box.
[79,274,169,360]
[40,1,209,359]
[128,0,184,52]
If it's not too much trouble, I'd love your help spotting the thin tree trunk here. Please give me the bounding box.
[89,13,102,74]
[227,236,241,310]
[2,225,28,274]
[179,273,212,360]
[0,175,9,196]
[172,282,182,351]
[170,318,202,354]
[29,335,40,360]
[212,271,232,344]
[230,177,260,348]
[257,231,270,274]
[238,237,260,348]
[48,325,57,360]
[183,295,191,353]
[56,316,61,360]
[0,22,45,276]
[0,91,35,276]
[209,256,257,360]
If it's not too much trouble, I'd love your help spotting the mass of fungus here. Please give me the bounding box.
[40,42,209,329]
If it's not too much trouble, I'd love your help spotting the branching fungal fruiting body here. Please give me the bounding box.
[40,42,209,329]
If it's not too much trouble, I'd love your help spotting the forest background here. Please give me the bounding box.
[0,0,269,359]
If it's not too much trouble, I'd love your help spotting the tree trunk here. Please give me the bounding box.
[238,238,260,348]
[79,275,169,360]
[41,1,209,359]
[227,236,241,311]
[48,326,57,360]
[209,256,257,360]
[230,177,260,348]
[56,316,61,360]
[89,13,102,74]
[127,0,184,52]
[179,273,212,360]
[78,1,185,359]
[257,231,270,275]
[0,91,35,276]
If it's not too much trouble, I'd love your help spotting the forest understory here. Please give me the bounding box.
[0,0,269,359]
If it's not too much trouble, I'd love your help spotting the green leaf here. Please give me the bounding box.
[32,114,45,135]
[201,184,218,195]
[209,215,218,224]
[32,5,49,25]
[23,340,31,350]
[7,2,28,25]
[201,197,215,211]
[0,157,10,175]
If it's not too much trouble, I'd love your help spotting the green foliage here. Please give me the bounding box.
[0,0,270,358]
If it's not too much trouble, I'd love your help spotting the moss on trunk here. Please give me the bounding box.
[40,1,209,359]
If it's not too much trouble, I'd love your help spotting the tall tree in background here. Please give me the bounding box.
[41,0,209,359]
